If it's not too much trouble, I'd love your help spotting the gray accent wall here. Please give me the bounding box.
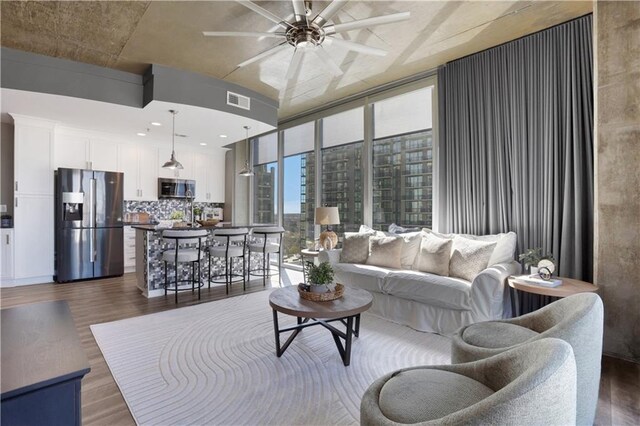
[143,65,278,127]
[1,48,278,128]
[1,48,143,107]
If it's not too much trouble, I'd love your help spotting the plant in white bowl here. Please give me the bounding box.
[306,261,336,293]
[519,248,555,275]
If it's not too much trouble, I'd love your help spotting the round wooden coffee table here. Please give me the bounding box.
[508,276,598,316]
[269,285,373,366]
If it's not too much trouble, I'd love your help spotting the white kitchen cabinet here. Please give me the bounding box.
[14,120,54,195]
[123,226,136,272]
[13,195,54,282]
[54,133,90,169]
[89,139,118,171]
[194,150,226,203]
[54,132,118,171]
[0,229,14,284]
[118,144,159,201]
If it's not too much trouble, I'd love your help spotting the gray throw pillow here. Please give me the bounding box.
[414,233,453,276]
[366,236,403,269]
[340,232,371,264]
[449,236,497,282]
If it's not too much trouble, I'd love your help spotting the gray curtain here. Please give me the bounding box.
[438,15,593,280]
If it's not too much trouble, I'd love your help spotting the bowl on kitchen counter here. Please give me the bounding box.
[196,219,220,227]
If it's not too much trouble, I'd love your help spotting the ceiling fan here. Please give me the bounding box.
[203,0,410,79]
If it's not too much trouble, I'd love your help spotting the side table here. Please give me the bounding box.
[300,248,320,283]
[508,276,598,316]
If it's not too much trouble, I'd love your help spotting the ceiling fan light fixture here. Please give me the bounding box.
[162,110,184,170]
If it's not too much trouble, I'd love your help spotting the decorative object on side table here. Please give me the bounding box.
[316,206,340,250]
[518,247,555,275]
[299,261,344,301]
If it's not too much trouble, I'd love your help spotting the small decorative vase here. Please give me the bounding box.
[309,283,336,293]
[530,266,539,275]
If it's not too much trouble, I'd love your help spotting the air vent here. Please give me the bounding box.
[227,91,251,110]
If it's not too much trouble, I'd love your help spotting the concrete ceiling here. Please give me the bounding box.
[1,1,593,119]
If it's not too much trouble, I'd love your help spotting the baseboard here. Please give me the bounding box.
[1,276,54,287]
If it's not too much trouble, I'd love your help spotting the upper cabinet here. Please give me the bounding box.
[14,119,54,195]
[194,149,226,203]
[117,144,158,201]
[54,131,118,172]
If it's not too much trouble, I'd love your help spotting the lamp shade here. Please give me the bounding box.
[315,207,340,225]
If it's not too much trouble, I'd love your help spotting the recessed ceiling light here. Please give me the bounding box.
[137,132,147,136]
[219,134,228,138]
[200,143,207,146]
[150,122,162,126]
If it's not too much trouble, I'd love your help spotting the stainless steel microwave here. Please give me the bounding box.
[158,178,196,199]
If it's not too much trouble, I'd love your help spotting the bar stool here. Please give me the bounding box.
[248,226,285,287]
[162,229,208,304]
[207,228,249,294]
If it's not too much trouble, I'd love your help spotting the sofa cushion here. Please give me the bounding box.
[379,369,494,423]
[462,322,539,348]
[383,270,472,310]
[414,233,453,276]
[340,232,371,264]
[449,236,496,282]
[422,228,517,266]
[367,236,403,269]
[333,263,390,294]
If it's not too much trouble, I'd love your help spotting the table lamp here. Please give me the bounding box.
[315,207,340,250]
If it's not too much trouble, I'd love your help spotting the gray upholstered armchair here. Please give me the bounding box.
[361,338,577,425]
[451,292,603,426]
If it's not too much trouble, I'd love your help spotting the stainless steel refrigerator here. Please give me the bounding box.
[55,168,124,283]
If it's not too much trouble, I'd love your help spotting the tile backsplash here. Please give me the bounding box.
[125,200,223,222]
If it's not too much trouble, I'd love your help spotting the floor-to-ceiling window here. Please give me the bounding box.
[372,87,434,231]
[252,132,278,225]
[321,107,364,234]
[282,122,315,265]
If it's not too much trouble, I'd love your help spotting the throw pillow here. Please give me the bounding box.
[414,233,453,276]
[399,232,422,269]
[449,236,497,282]
[366,236,403,269]
[340,232,371,264]
[487,231,517,265]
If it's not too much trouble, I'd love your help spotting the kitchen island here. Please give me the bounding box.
[132,224,277,297]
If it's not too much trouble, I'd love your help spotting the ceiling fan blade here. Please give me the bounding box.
[286,48,305,80]
[313,47,343,76]
[259,14,294,41]
[324,11,411,35]
[312,0,349,27]
[292,0,306,20]
[324,37,387,57]
[238,43,289,68]
[236,0,291,29]
[203,31,286,38]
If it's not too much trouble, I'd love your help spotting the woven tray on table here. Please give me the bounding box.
[298,283,344,302]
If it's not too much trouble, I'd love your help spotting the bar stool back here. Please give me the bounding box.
[249,226,285,287]
[162,229,208,303]
[207,228,249,294]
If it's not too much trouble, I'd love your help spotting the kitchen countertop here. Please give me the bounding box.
[131,223,277,232]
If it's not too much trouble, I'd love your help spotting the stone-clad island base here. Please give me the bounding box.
[132,224,277,297]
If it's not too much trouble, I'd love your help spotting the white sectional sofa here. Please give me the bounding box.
[319,228,521,335]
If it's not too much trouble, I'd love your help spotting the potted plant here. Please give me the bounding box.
[519,248,555,275]
[193,207,202,221]
[305,261,336,293]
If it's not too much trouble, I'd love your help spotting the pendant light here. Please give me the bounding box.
[238,125,254,177]
[162,110,183,170]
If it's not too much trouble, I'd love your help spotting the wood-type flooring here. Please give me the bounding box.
[1,273,638,425]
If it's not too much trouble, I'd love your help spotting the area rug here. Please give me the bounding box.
[91,290,451,425]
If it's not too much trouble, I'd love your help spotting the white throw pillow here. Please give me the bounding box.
[449,236,497,282]
[399,232,422,269]
[422,229,517,266]
[366,236,403,269]
[414,233,453,276]
[340,232,371,264]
